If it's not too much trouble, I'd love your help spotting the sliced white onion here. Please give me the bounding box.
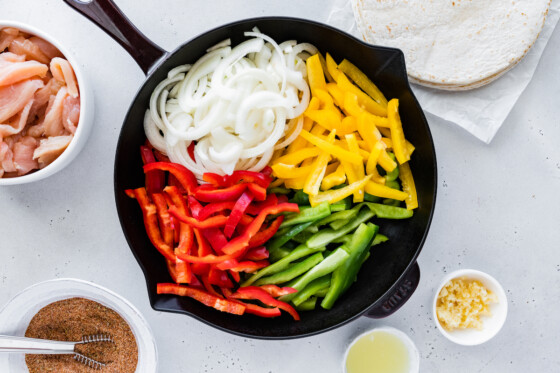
[144,30,314,178]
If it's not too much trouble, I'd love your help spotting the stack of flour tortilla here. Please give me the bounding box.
[352,0,551,90]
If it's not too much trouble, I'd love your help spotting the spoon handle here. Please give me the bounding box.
[0,335,76,354]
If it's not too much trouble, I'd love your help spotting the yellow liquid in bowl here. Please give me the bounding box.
[346,330,411,373]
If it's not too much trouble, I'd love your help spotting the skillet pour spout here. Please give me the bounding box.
[65,0,437,339]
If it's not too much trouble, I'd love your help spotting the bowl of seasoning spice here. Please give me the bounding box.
[0,278,157,372]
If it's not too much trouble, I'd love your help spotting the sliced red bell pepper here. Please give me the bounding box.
[244,246,269,261]
[208,267,233,288]
[201,275,223,298]
[194,183,247,203]
[198,201,236,220]
[226,170,272,188]
[151,193,174,247]
[165,186,194,283]
[168,207,228,229]
[229,270,241,284]
[247,216,284,249]
[259,285,298,298]
[144,162,198,195]
[157,283,244,315]
[187,196,203,219]
[246,183,267,201]
[128,188,176,262]
[216,260,270,273]
[237,214,254,226]
[191,228,212,275]
[187,142,196,161]
[221,288,281,318]
[221,203,299,255]
[231,286,300,320]
[202,228,228,255]
[202,172,227,187]
[245,194,278,215]
[224,191,254,238]
[261,166,273,177]
[140,146,164,194]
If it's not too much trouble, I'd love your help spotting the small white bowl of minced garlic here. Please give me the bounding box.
[433,269,508,345]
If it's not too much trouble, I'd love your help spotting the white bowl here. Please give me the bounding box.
[0,20,94,185]
[0,278,157,372]
[343,326,420,373]
[433,269,508,346]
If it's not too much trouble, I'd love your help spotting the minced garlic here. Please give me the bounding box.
[436,277,498,331]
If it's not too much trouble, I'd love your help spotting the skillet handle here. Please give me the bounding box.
[63,0,167,75]
[364,262,420,318]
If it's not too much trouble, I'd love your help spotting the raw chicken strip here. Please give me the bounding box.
[13,136,38,175]
[0,99,34,137]
[28,77,64,123]
[0,79,43,123]
[0,59,48,86]
[8,36,50,64]
[43,86,69,136]
[50,57,78,98]
[0,140,16,173]
[0,51,25,65]
[28,36,63,60]
[33,135,73,168]
[0,27,19,51]
[62,95,80,134]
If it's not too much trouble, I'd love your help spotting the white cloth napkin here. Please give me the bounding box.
[327,0,560,143]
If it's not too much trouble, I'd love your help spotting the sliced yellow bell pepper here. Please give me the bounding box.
[337,59,388,107]
[337,72,387,117]
[321,163,346,190]
[346,134,366,202]
[268,178,284,188]
[378,150,397,172]
[338,116,358,137]
[298,130,363,165]
[304,97,321,116]
[318,53,334,83]
[305,110,341,132]
[366,141,386,185]
[326,83,344,109]
[387,99,410,165]
[306,54,327,96]
[359,149,370,163]
[285,177,306,190]
[378,126,391,140]
[271,163,314,179]
[304,130,336,196]
[274,147,321,166]
[288,99,318,153]
[310,175,372,207]
[325,53,340,82]
[381,137,392,149]
[357,113,382,150]
[365,181,408,201]
[399,161,418,210]
[405,141,415,157]
[325,162,339,175]
[343,92,366,118]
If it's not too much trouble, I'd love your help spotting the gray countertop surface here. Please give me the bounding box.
[1,1,559,372]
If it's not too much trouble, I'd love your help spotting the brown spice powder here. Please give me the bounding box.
[25,297,138,373]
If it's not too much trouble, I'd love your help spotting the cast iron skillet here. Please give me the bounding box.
[65,0,437,339]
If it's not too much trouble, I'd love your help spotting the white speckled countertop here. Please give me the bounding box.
[1,1,559,372]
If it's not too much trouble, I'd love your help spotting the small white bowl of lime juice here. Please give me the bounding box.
[343,327,419,373]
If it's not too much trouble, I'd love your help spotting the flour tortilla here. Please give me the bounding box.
[352,0,551,90]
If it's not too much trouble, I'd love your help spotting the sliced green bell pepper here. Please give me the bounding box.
[321,223,377,309]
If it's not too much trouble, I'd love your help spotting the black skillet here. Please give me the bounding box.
[64,0,437,339]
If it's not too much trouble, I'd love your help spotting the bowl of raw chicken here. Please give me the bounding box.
[0,21,93,185]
